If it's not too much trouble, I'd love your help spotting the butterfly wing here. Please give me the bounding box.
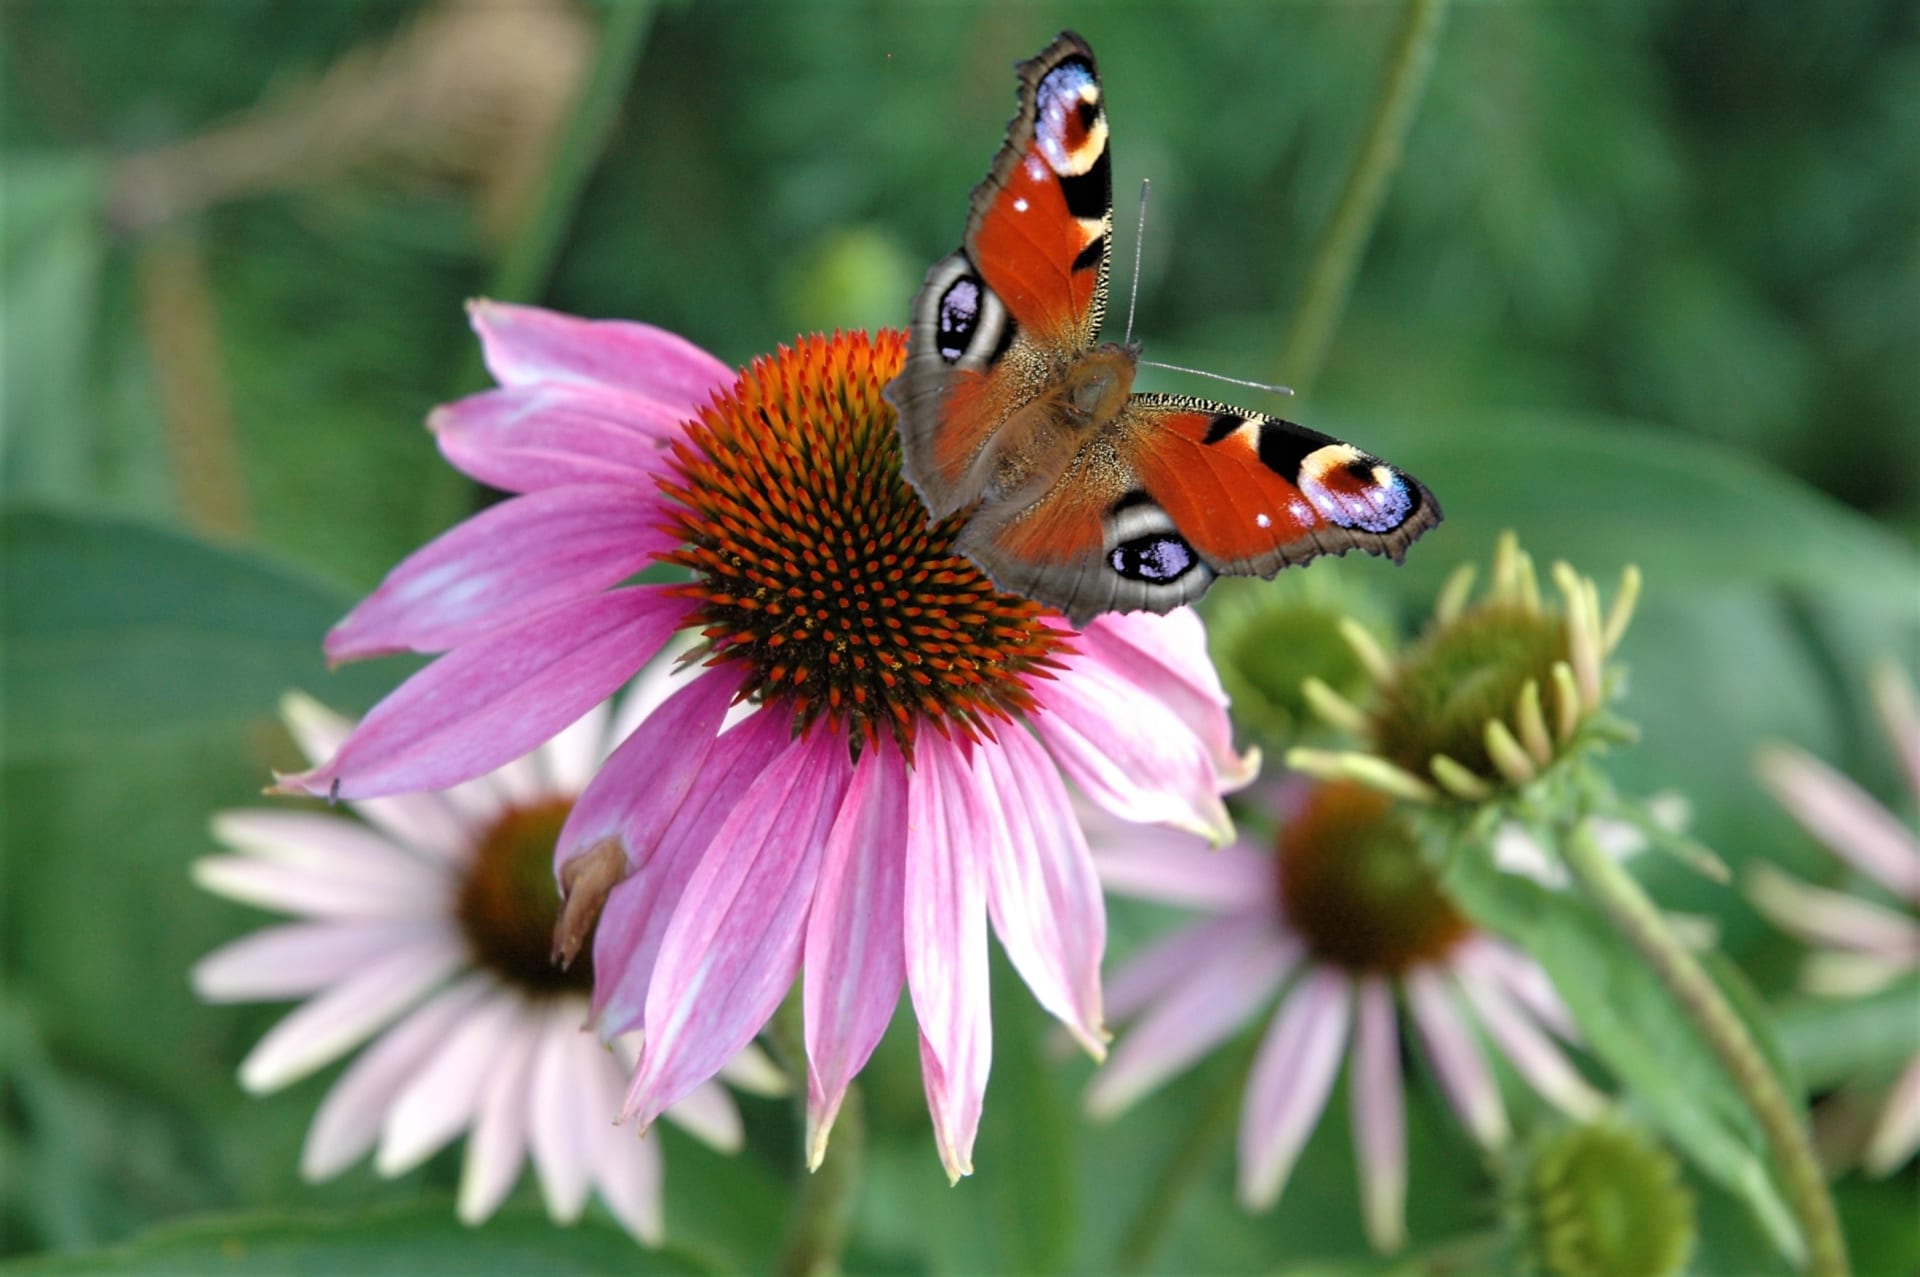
[958,394,1442,625]
[885,30,1114,520]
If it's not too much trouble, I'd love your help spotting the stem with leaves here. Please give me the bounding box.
[1561,823,1850,1277]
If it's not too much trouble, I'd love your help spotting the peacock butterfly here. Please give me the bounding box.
[883,30,1441,626]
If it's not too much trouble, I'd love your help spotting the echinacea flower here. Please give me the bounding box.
[273,305,1251,1181]
[1089,778,1605,1252]
[1289,532,1640,807]
[194,690,778,1243]
[1747,661,1920,1175]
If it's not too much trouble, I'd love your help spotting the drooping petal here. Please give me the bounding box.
[455,1002,541,1225]
[469,299,734,409]
[1758,743,1920,899]
[192,921,433,1001]
[1093,828,1274,913]
[1454,965,1606,1120]
[590,710,793,1032]
[1031,657,1234,844]
[1864,1056,1920,1176]
[237,938,466,1093]
[528,999,599,1222]
[803,739,908,1168]
[278,586,691,800]
[623,728,852,1128]
[278,692,469,860]
[1102,915,1269,1026]
[1089,928,1298,1119]
[904,733,992,1183]
[1350,976,1407,1253]
[431,383,686,494]
[1748,862,1920,958]
[1405,964,1508,1146]
[977,729,1107,1058]
[1073,609,1258,789]
[1459,938,1578,1039]
[325,486,677,661]
[1238,966,1353,1210]
[377,984,524,1174]
[663,1078,746,1153]
[591,1100,665,1245]
[301,974,493,1179]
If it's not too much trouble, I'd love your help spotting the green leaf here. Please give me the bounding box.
[1774,976,1920,1092]
[0,507,409,762]
[0,1203,713,1275]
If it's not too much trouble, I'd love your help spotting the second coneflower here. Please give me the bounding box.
[276,304,1253,1181]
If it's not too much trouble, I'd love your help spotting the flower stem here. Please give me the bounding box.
[768,995,862,1277]
[416,0,659,541]
[1277,0,1450,395]
[1561,824,1849,1277]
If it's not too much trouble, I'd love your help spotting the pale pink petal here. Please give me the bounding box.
[608,632,705,742]
[301,975,493,1179]
[1073,609,1257,789]
[377,985,524,1174]
[1748,863,1920,958]
[556,663,744,879]
[977,730,1106,1057]
[540,698,612,796]
[238,938,466,1092]
[1102,915,1270,1025]
[1351,976,1407,1253]
[904,733,992,1183]
[1088,930,1298,1119]
[279,586,691,800]
[803,739,908,1167]
[662,1079,745,1153]
[1801,950,1915,997]
[430,383,684,494]
[279,693,468,860]
[1459,939,1579,1040]
[1238,966,1353,1209]
[469,299,734,409]
[1759,743,1920,899]
[1872,662,1920,806]
[1864,1056,1920,1175]
[529,1000,599,1222]
[589,710,792,1033]
[1032,659,1233,845]
[1405,964,1508,1146]
[192,855,453,923]
[1456,967,1606,1119]
[1094,831,1275,913]
[718,1042,789,1097]
[624,729,852,1127]
[326,486,676,662]
[592,1115,665,1246]
[456,1003,541,1225]
[192,921,430,1001]
[208,808,447,893]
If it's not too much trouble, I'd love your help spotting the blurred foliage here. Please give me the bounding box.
[2,1,1916,1273]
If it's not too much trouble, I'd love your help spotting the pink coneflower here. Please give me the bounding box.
[1088,779,1605,1252]
[1748,661,1920,1175]
[195,690,778,1243]
[274,306,1251,1180]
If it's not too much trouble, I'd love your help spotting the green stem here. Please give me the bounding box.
[415,0,660,540]
[1277,0,1450,395]
[1115,1037,1254,1275]
[1562,825,1849,1277]
[767,995,863,1277]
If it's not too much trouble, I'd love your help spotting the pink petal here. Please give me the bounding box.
[1031,658,1234,845]
[623,728,853,1128]
[469,299,734,410]
[301,975,493,1179]
[1864,1056,1920,1176]
[237,937,465,1093]
[1089,929,1297,1119]
[431,383,685,494]
[1460,939,1579,1040]
[1455,965,1606,1120]
[590,709,793,1033]
[279,693,469,860]
[1238,966,1352,1209]
[456,1003,540,1225]
[378,985,524,1174]
[529,1001,599,1222]
[278,586,691,800]
[1351,976,1407,1253]
[1075,609,1257,789]
[904,733,993,1183]
[977,730,1107,1057]
[1405,965,1507,1146]
[192,921,427,1001]
[1093,830,1274,913]
[1758,743,1920,899]
[556,663,744,880]
[1102,915,1269,1025]
[326,486,676,662]
[803,739,909,1168]
[1748,863,1920,958]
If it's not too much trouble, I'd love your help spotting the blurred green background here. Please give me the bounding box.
[3,1,1916,1272]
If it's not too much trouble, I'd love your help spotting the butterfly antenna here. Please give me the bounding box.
[1123,178,1150,346]
[1138,359,1296,397]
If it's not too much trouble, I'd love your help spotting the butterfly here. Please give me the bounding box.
[884,30,1441,626]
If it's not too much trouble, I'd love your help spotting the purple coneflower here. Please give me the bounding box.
[1748,661,1920,1175]
[274,305,1251,1180]
[1088,779,1605,1252]
[195,690,778,1243]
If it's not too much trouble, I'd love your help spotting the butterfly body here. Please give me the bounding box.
[886,31,1440,625]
